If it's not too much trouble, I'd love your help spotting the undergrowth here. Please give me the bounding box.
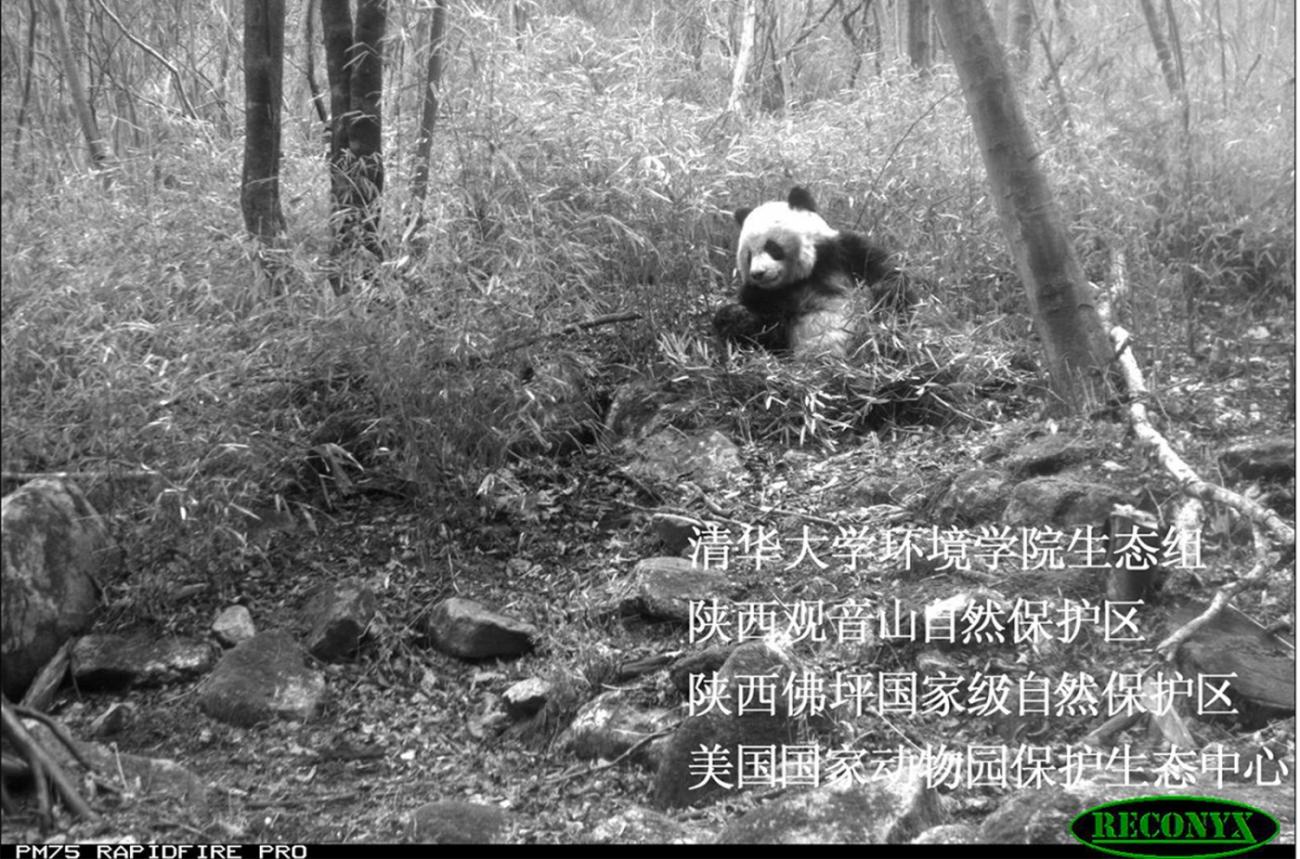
[0,6,1292,593]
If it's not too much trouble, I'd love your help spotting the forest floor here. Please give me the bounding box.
[1,297,1295,845]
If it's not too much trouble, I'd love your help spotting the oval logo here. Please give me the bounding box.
[1070,795,1280,859]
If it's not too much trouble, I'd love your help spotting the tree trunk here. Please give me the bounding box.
[320,0,388,293]
[990,0,1008,40]
[932,0,1114,412]
[511,1,528,50]
[46,0,116,177]
[408,0,446,228]
[304,0,328,127]
[241,0,286,246]
[906,0,931,71]
[348,0,386,220]
[841,0,873,88]
[319,0,352,171]
[1137,0,1183,102]
[11,0,38,163]
[1008,0,1033,75]
[726,0,758,114]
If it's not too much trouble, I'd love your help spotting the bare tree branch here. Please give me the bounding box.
[89,0,197,119]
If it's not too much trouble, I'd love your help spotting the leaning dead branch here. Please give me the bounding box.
[1103,317,1294,661]
[1155,516,1289,658]
[1108,326,1295,547]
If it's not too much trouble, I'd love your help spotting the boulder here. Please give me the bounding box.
[2,479,118,699]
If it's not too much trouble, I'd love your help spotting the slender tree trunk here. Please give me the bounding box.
[1137,0,1184,103]
[1033,5,1075,137]
[511,1,528,50]
[12,0,39,162]
[906,0,931,71]
[990,0,1008,40]
[727,0,758,114]
[304,0,327,127]
[241,0,286,245]
[348,0,385,205]
[1139,0,1196,353]
[933,0,1114,412]
[46,0,116,176]
[320,0,388,293]
[841,0,872,88]
[320,0,352,180]
[1211,0,1228,109]
[408,0,446,227]
[1009,0,1033,75]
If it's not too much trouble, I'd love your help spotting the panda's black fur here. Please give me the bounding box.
[713,187,917,358]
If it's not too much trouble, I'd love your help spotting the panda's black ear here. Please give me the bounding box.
[788,187,817,211]
[734,206,753,226]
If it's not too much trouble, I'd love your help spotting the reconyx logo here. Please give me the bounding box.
[1071,796,1280,858]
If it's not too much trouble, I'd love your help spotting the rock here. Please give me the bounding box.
[2,479,119,699]
[426,598,538,660]
[654,640,800,809]
[623,429,748,491]
[558,688,675,768]
[842,474,924,508]
[212,605,257,646]
[1004,435,1101,478]
[1178,636,1295,723]
[197,631,326,726]
[409,800,514,844]
[668,646,734,694]
[911,823,979,844]
[843,475,898,506]
[502,677,552,720]
[914,648,960,676]
[933,468,1012,525]
[301,584,376,661]
[1002,477,1128,529]
[588,805,706,844]
[71,634,216,689]
[650,513,704,556]
[1220,436,1295,482]
[718,770,943,843]
[628,557,734,624]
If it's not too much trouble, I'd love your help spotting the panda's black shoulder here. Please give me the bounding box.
[810,231,898,286]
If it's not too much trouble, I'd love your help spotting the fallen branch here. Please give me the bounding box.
[1107,325,1295,547]
[1155,516,1285,658]
[542,725,677,784]
[0,697,96,829]
[1098,279,1294,660]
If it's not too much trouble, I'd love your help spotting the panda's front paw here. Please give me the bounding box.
[712,303,788,352]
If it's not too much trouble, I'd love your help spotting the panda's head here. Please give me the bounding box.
[734,187,837,290]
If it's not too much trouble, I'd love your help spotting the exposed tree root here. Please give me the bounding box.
[0,697,97,831]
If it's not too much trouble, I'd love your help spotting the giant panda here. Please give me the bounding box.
[712,187,917,358]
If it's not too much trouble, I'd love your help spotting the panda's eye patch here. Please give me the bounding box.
[763,240,786,261]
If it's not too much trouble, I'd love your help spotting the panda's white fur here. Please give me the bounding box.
[721,187,883,358]
[736,196,838,290]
